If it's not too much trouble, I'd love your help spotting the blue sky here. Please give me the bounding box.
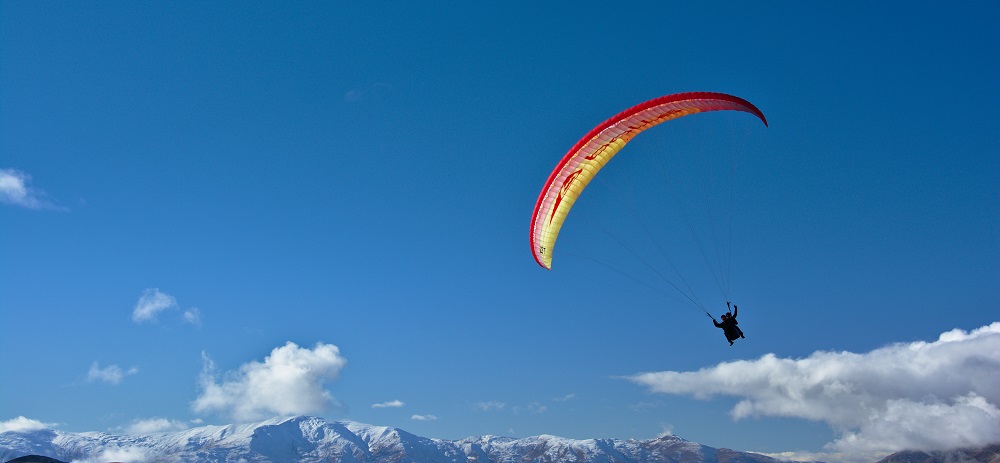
[2,2,998,462]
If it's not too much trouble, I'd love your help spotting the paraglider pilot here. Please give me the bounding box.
[712,301,745,346]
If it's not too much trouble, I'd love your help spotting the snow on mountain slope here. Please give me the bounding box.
[0,416,794,463]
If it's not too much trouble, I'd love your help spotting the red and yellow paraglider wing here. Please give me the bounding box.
[529,92,767,270]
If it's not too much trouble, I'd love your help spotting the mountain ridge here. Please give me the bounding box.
[0,415,795,463]
[9,416,996,463]
[873,444,1000,463]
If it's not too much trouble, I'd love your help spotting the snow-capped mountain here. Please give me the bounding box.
[873,445,1000,463]
[0,415,796,463]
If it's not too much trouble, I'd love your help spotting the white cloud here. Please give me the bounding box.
[410,414,437,421]
[372,400,405,409]
[193,342,347,421]
[513,402,547,414]
[0,168,61,210]
[829,393,999,455]
[553,393,577,402]
[87,362,138,385]
[759,450,841,463]
[0,416,54,433]
[183,307,202,325]
[131,289,203,326]
[627,322,1000,462]
[131,288,178,323]
[72,446,149,463]
[126,417,190,434]
[473,401,506,412]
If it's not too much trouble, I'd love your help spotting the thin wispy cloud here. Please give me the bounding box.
[627,322,1000,463]
[657,423,675,438]
[87,362,139,385]
[553,393,577,402]
[372,400,405,409]
[627,400,664,412]
[513,402,547,414]
[473,401,506,412]
[193,342,347,421]
[0,168,62,210]
[131,289,202,325]
[183,308,202,326]
[131,288,178,323]
[475,399,556,414]
[410,414,437,421]
[344,82,394,103]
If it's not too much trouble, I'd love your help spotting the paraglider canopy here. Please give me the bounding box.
[529,92,767,270]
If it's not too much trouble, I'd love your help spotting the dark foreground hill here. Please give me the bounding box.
[5,455,66,463]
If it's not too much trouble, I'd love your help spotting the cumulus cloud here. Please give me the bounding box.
[87,362,138,385]
[0,168,61,210]
[73,446,150,463]
[193,342,347,421]
[410,414,437,421]
[0,416,54,433]
[126,417,190,434]
[627,322,1000,462]
[372,400,405,409]
[131,288,178,323]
